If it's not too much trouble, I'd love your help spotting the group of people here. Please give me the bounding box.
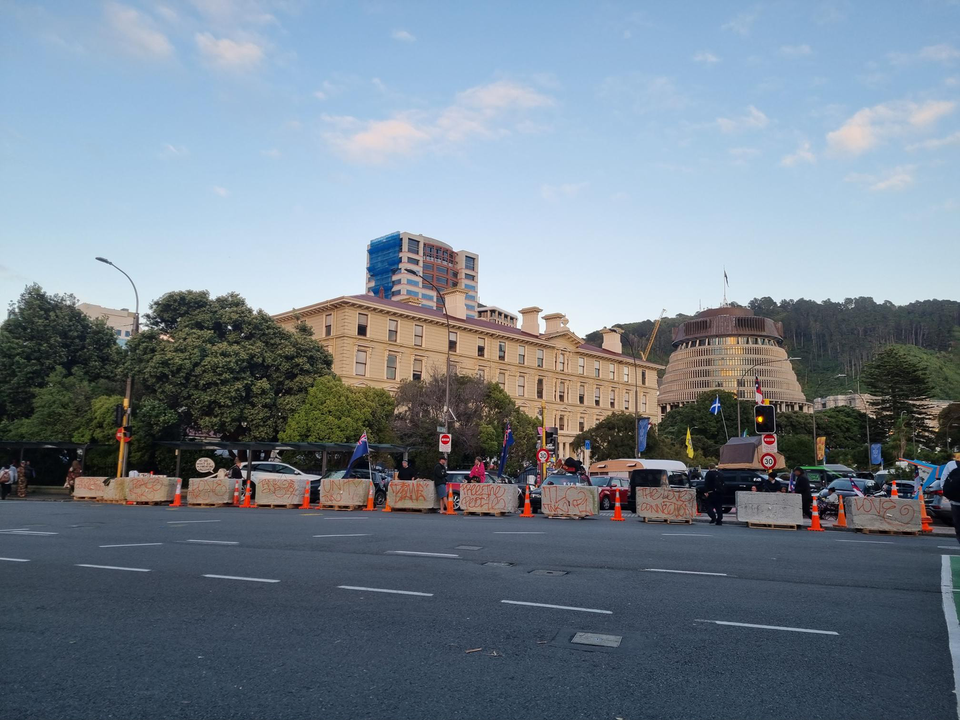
[699,466,815,526]
[0,460,36,500]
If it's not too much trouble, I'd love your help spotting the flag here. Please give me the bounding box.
[850,480,864,497]
[637,417,650,454]
[724,269,729,286]
[346,432,369,473]
[870,443,882,465]
[816,436,826,463]
[497,422,514,478]
[709,396,721,415]
[685,427,694,459]
[754,376,764,405]
[788,477,795,492]
[742,429,749,437]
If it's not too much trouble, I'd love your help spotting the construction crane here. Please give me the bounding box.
[640,309,667,361]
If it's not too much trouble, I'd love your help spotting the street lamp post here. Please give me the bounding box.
[736,357,801,437]
[402,268,452,435]
[847,382,871,469]
[617,329,641,456]
[95,257,140,478]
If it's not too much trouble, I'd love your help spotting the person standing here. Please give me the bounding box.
[0,463,12,500]
[64,460,81,495]
[940,460,960,545]
[468,457,485,483]
[396,460,415,481]
[432,457,448,508]
[792,466,812,518]
[761,470,781,493]
[22,460,35,493]
[702,465,724,526]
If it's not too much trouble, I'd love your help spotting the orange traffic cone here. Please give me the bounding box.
[520,485,534,517]
[232,477,241,506]
[445,486,456,515]
[918,487,933,533]
[891,481,899,498]
[170,478,183,507]
[240,478,253,508]
[835,496,847,528]
[611,489,625,521]
[382,487,392,512]
[808,495,823,531]
[300,479,312,510]
[363,481,375,511]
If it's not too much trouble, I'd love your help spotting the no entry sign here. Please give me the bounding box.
[762,433,778,452]
[438,433,452,453]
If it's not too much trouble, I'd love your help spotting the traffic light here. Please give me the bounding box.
[754,405,777,434]
[544,427,558,451]
[114,403,125,427]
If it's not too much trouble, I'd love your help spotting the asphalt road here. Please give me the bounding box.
[3,501,959,720]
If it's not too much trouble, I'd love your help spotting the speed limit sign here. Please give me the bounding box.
[537,449,549,464]
[760,453,777,470]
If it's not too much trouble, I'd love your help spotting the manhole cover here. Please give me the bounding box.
[484,561,515,567]
[456,545,483,550]
[530,569,567,576]
[571,632,622,648]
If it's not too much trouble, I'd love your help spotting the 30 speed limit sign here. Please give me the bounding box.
[537,449,550,464]
[760,452,777,470]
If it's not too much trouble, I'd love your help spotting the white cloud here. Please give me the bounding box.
[845,166,916,192]
[105,2,174,59]
[321,80,554,164]
[155,5,179,23]
[161,144,188,157]
[780,141,816,166]
[826,99,957,154]
[313,80,341,101]
[889,43,960,65]
[716,106,769,133]
[212,186,230,197]
[906,131,960,151]
[391,29,415,42]
[692,51,720,65]
[261,148,281,158]
[541,182,588,202]
[721,9,759,36]
[598,74,688,113]
[780,44,812,57]
[188,0,280,28]
[195,31,264,69]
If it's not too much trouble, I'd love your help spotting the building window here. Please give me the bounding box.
[537,349,544,368]
[436,266,448,276]
[386,354,398,380]
[498,341,506,361]
[558,353,565,372]
[388,319,398,342]
[594,387,601,407]
[536,377,544,400]
[412,358,423,381]
[498,371,505,388]
[642,394,648,412]
[423,262,433,271]
[517,375,526,397]
[578,417,585,433]
[594,360,600,378]
[357,313,368,337]
[558,415,565,431]
[558,381,565,402]
[449,331,458,352]
[610,389,616,409]
[641,370,647,385]
[324,313,332,337]
[625,393,630,410]
[518,346,526,365]
[477,368,485,381]
[579,384,585,404]
[477,338,485,357]
[414,324,423,347]
[609,363,615,380]
[464,255,476,270]
[623,366,629,383]
[579,358,585,375]
[407,238,420,254]
[355,349,367,376]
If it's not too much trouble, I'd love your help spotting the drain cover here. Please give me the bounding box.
[456,545,483,550]
[530,569,567,576]
[484,561,515,567]
[571,632,622,648]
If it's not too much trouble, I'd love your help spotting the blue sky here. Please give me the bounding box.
[1,1,958,336]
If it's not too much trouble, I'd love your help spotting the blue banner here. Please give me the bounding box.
[637,417,650,455]
[497,422,514,478]
[870,443,882,465]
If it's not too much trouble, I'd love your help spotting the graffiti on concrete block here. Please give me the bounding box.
[257,475,304,504]
[637,488,697,521]
[187,477,231,504]
[849,496,919,531]
[127,476,175,502]
[319,478,369,506]
[389,480,435,508]
[735,491,802,524]
[541,486,598,517]
[460,483,517,513]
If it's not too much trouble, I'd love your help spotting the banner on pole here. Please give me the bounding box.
[637,417,650,455]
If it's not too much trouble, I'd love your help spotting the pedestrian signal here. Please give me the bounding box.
[544,427,558,451]
[754,406,776,434]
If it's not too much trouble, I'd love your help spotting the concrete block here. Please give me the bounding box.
[101,477,127,502]
[126,476,177,503]
[187,477,234,505]
[736,491,803,525]
[387,480,436,510]
[319,478,369,507]
[255,474,308,506]
[846,496,922,532]
[635,487,697,522]
[541,485,599,517]
[459,483,519,514]
[73,477,107,500]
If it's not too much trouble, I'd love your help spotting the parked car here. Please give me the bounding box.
[817,478,870,499]
[239,461,322,500]
[798,466,847,492]
[854,471,875,481]
[446,470,520,511]
[592,476,630,511]
[528,472,592,511]
[924,479,953,525]
[691,470,766,512]
[623,468,690,511]
[321,467,391,506]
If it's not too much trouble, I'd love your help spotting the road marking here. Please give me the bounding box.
[313,534,371,538]
[76,564,150,572]
[662,533,713,537]
[0,527,30,531]
[99,543,164,548]
[501,600,612,615]
[167,520,221,524]
[338,585,433,597]
[494,531,545,534]
[836,539,893,545]
[695,619,838,636]
[0,530,58,536]
[940,546,960,550]
[643,568,728,576]
[182,540,239,545]
[0,557,30,562]
[941,556,960,720]
[386,550,459,558]
[203,574,279,583]
[324,517,368,520]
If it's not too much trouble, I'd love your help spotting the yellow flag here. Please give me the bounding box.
[816,436,826,463]
[685,427,694,459]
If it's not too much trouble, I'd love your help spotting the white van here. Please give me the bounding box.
[589,458,688,480]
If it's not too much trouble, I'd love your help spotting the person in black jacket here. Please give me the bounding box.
[702,465,724,525]
[792,467,812,518]
[396,460,415,481]
[761,470,781,493]
[432,457,448,507]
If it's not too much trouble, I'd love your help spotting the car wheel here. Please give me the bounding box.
[453,493,462,511]
[600,497,612,511]
[375,490,386,507]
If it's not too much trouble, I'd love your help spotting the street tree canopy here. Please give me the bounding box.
[862,345,935,437]
[281,375,395,444]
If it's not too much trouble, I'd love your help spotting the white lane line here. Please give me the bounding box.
[836,539,893,545]
[166,520,221,524]
[76,564,150,572]
[338,585,433,597]
[494,531,545,534]
[643,568,728,576]
[0,530,58,536]
[99,543,164,548]
[696,619,838,636]
[501,600,612,615]
[324,517,368,520]
[203,574,279,583]
[940,546,960,550]
[182,540,239,545]
[662,533,713,537]
[941,555,960,720]
[0,527,30,531]
[0,557,30,562]
[386,550,459,558]
[313,534,371,538]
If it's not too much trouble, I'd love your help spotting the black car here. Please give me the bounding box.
[690,470,766,512]
[817,478,870,499]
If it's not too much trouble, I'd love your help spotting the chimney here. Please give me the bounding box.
[396,295,422,307]
[519,306,542,335]
[599,327,622,354]
[542,313,567,335]
[441,287,468,320]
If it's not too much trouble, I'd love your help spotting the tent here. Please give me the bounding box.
[717,436,785,470]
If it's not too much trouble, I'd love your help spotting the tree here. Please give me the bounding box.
[0,285,122,420]
[570,412,642,461]
[862,346,935,437]
[127,290,333,441]
[281,375,395,444]
[658,391,738,449]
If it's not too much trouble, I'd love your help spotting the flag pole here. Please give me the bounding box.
[719,406,730,441]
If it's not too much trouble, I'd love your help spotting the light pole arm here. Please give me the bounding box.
[403,269,452,431]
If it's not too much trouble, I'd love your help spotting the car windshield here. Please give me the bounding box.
[544,474,580,485]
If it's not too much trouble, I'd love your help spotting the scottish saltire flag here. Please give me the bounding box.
[850,480,864,497]
[754,376,764,405]
[497,422,514,478]
[709,396,721,415]
[346,432,369,472]
[870,443,883,465]
[637,417,650,454]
